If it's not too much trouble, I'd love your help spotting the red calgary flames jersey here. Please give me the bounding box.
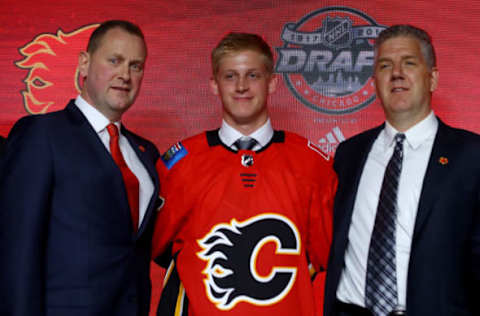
[152,130,337,316]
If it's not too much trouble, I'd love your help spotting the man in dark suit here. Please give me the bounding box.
[0,20,160,316]
[324,24,480,316]
[0,135,5,157]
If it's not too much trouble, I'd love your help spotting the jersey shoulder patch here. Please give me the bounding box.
[161,142,189,170]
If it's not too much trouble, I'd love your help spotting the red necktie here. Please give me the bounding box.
[107,123,139,232]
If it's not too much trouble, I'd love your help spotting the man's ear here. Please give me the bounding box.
[78,51,90,78]
[430,67,439,92]
[209,76,219,95]
[268,74,278,94]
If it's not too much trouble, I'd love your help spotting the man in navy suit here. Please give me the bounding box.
[324,25,480,316]
[0,135,5,157]
[0,20,160,316]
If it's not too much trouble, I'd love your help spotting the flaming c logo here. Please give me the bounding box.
[197,213,300,310]
[15,24,99,114]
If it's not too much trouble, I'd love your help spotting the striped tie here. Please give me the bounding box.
[365,133,405,316]
[234,137,257,151]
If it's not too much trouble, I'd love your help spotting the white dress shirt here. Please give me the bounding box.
[337,111,438,308]
[218,119,274,151]
[75,95,154,228]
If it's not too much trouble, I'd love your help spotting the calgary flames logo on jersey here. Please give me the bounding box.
[197,213,301,310]
[15,24,98,114]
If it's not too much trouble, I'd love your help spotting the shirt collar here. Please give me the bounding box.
[218,119,274,148]
[383,111,438,150]
[75,95,121,133]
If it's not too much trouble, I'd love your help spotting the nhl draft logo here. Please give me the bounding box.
[197,213,300,310]
[276,6,386,114]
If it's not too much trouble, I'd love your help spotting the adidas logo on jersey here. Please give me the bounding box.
[317,126,345,155]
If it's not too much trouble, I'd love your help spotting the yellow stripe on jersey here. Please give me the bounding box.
[163,260,175,287]
[309,262,317,279]
[175,283,186,316]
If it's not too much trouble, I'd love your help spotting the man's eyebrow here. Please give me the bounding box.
[376,55,419,62]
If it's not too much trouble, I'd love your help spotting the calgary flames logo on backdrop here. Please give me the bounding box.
[15,24,98,114]
[197,213,300,310]
[276,6,386,114]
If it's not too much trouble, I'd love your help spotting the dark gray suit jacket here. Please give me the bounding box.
[324,120,480,316]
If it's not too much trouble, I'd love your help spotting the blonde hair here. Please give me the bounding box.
[211,32,273,76]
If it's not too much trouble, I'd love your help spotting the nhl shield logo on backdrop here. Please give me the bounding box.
[322,16,353,49]
[276,6,386,114]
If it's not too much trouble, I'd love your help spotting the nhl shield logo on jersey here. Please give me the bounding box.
[197,213,301,310]
[241,154,254,167]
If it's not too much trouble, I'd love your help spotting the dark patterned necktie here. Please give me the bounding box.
[234,137,257,150]
[365,133,406,316]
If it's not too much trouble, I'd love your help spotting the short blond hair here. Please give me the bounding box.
[211,32,274,76]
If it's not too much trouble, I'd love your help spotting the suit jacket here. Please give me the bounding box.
[0,100,160,316]
[0,135,5,157]
[324,120,480,316]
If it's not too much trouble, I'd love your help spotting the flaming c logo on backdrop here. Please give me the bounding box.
[15,24,99,114]
[276,6,386,114]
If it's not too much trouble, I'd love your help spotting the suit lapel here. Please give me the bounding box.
[122,126,160,238]
[413,121,454,238]
[66,101,148,236]
[328,125,384,301]
[336,126,383,241]
[65,100,120,167]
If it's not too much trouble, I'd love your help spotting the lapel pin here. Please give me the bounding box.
[438,156,448,165]
[139,145,146,152]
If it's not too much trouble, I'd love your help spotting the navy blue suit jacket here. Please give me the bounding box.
[324,120,480,316]
[0,135,5,157]
[0,101,160,316]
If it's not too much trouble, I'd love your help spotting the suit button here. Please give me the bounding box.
[128,295,137,303]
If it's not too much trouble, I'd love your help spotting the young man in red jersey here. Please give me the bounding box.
[152,32,337,316]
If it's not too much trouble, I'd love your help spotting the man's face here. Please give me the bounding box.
[374,35,438,130]
[210,50,277,134]
[79,27,146,121]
